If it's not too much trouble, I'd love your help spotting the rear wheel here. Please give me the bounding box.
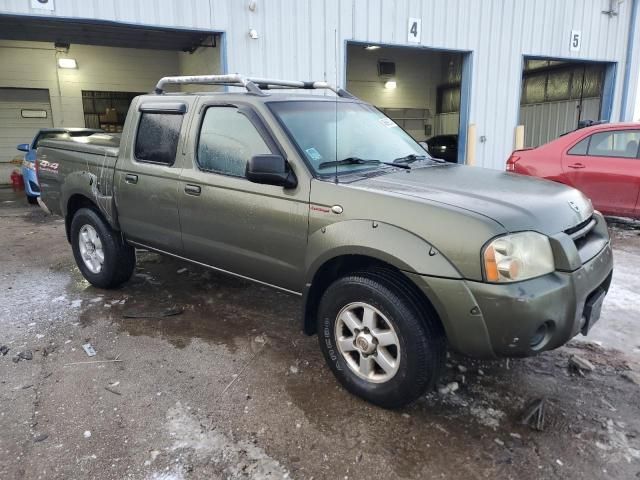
[70,207,136,289]
[317,271,445,408]
[26,195,38,205]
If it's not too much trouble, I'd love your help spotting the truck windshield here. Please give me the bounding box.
[269,101,431,176]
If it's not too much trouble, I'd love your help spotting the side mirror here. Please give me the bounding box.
[246,154,297,189]
[419,141,430,153]
[17,143,30,152]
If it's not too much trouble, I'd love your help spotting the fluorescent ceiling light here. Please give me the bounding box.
[57,58,77,69]
[384,80,397,89]
[364,45,381,50]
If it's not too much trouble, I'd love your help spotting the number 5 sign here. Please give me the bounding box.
[570,30,582,52]
[408,18,422,44]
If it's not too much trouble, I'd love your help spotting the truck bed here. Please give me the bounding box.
[37,133,122,226]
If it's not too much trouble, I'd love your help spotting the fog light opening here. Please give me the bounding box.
[530,321,553,350]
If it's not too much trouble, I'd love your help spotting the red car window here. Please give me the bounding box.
[567,137,589,155]
[587,130,640,159]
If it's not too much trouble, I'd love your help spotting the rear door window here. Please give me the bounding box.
[197,107,271,177]
[134,113,183,165]
[586,130,640,159]
[567,137,589,155]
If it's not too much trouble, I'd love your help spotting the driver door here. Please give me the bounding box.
[177,102,310,293]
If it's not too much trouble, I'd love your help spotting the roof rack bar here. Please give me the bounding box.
[153,73,357,99]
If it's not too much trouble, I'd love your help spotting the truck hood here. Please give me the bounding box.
[353,164,593,234]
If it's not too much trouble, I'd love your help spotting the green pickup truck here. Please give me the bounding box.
[37,74,613,408]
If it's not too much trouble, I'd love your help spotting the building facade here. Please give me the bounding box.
[0,0,638,181]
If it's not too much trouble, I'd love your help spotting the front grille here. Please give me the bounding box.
[564,215,594,237]
[564,214,608,264]
[564,215,597,249]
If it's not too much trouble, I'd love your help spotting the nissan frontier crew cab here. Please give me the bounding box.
[36,74,613,408]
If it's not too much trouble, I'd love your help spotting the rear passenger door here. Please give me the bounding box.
[115,100,190,254]
[178,102,310,293]
[562,129,640,217]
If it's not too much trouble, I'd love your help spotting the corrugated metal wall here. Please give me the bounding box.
[0,0,637,169]
[519,97,601,147]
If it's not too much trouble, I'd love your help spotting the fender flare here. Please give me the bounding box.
[304,219,462,284]
[300,220,463,335]
[61,171,119,231]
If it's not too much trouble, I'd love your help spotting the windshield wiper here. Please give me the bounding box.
[393,153,433,164]
[318,157,410,170]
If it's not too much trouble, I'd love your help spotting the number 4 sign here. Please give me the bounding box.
[570,30,582,52]
[408,18,422,44]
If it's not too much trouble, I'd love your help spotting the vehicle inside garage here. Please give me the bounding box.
[518,58,613,148]
[0,15,223,183]
[345,42,467,163]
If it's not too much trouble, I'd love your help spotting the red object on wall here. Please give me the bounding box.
[10,170,24,190]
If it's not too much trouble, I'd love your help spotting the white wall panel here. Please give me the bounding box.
[0,0,637,169]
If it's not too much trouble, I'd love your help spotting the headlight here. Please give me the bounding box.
[483,231,554,283]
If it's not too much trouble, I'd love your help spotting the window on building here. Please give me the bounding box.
[197,107,270,177]
[134,113,183,165]
[587,131,640,159]
[82,91,143,133]
[520,64,604,105]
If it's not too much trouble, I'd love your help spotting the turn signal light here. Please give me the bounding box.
[484,244,500,282]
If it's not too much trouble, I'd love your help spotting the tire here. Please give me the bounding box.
[27,195,38,205]
[70,207,136,289]
[317,270,445,409]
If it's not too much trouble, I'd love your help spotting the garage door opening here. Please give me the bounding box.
[345,42,471,163]
[0,87,53,181]
[0,15,225,182]
[518,57,615,148]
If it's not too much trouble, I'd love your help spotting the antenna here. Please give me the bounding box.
[334,28,339,184]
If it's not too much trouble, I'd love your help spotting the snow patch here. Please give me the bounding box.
[147,471,184,480]
[165,402,289,479]
[469,406,506,429]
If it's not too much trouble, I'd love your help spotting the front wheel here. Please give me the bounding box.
[317,271,445,409]
[70,207,136,289]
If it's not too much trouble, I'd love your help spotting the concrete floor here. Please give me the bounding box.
[1,187,639,480]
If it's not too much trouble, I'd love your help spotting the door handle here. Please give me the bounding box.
[184,184,201,196]
[568,163,585,169]
[124,173,138,184]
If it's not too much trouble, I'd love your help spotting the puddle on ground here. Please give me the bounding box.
[75,252,302,352]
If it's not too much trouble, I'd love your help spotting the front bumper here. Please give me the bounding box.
[408,240,613,359]
[21,165,40,197]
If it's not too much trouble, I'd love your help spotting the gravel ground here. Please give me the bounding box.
[1,187,639,480]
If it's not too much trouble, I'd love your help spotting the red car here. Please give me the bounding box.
[507,122,640,219]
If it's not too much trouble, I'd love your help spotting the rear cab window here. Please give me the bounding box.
[134,102,187,166]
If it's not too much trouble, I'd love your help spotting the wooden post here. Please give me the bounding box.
[514,125,525,150]
[466,123,476,166]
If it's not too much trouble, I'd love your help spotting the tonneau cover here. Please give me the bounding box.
[38,133,121,158]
